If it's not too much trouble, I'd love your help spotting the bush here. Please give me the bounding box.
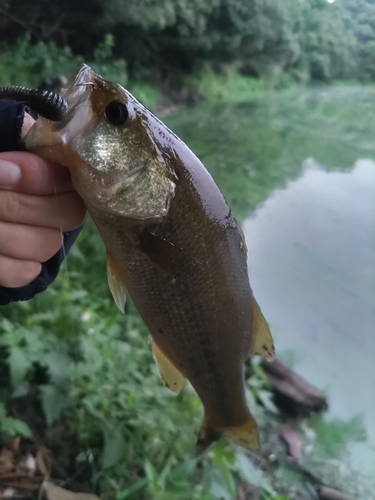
[0,220,279,499]
[0,34,127,89]
[184,66,295,103]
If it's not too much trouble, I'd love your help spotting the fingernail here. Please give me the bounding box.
[0,160,21,186]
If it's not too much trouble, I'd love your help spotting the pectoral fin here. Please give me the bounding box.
[250,298,275,359]
[107,254,127,313]
[197,413,260,454]
[151,339,186,394]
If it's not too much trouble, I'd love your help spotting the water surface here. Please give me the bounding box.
[166,86,375,495]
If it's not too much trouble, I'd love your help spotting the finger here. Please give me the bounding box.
[0,254,41,288]
[22,113,36,137]
[0,221,63,262]
[0,152,74,195]
[0,189,87,231]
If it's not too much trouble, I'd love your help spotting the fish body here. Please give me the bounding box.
[25,65,274,451]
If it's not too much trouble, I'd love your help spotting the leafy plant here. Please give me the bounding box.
[184,66,267,103]
[0,403,32,441]
[0,33,127,88]
[0,220,278,499]
[127,82,162,110]
[0,34,164,110]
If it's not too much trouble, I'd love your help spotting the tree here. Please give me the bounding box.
[343,0,375,81]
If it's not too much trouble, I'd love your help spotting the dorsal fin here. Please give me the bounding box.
[250,298,275,359]
[107,253,127,313]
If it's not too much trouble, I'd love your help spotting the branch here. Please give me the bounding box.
[261,357,328,417]
[0,6,40,39]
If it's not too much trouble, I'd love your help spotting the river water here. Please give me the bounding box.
[166,86,375,495]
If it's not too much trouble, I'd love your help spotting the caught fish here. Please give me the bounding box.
[1,65,275,452]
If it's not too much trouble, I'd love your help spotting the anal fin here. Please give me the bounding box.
[151,338,185,394]
[107,253,127,313]
[250,298,275,359]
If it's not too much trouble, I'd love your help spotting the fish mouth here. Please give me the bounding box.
[61,64,99,108]
[24,64,100,157]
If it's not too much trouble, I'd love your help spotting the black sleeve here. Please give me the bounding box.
[0,99,83,305]
[0,99,25,152]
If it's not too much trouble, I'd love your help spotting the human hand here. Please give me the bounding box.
[0,114,87,287]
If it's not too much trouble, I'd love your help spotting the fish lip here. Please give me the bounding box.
[74,64,95,85]
[61,64,99,107]
[25,64,99,153]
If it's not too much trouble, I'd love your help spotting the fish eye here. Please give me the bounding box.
[105,101,128,125]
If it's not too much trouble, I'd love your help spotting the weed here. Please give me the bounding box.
[0,221,281,498]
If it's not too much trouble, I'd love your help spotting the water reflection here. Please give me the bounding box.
[243,159,375,480]
[167,87,375,492]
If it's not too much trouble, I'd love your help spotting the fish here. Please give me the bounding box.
[21,64,275,452]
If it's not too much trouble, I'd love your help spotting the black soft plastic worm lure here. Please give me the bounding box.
[0,86,67,121]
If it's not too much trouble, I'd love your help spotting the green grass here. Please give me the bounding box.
[184,66,295,104]
[0,221,281,499]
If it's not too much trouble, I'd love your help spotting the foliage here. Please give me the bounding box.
[297,0,356,81]
[1,0,375,83]
[343,0,375,81]
[307,414,366,460]
[0,403,32,441]
[0,33,127,88]
[184,66,295,103]
[0,221,280,499]
[302,414,371,498]
[102,0,221,32]
[184,67,265,103]
[0,34,162,109]
[197,0,301,76]
[127,82,162,111]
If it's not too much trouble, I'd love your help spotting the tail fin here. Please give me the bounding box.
[196,413,260,454]
[196,415,222,454]
[222,414,260,451]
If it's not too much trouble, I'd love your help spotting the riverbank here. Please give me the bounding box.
[0,35,297,117]
[0,355,358,500]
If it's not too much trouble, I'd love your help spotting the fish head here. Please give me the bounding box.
[25,64,176,220]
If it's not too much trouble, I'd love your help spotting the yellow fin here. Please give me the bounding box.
[107,254,126,313]
[151,339,185,394]
[223,414,260,451]
[251,298,275,359]
[196,413,260,454]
